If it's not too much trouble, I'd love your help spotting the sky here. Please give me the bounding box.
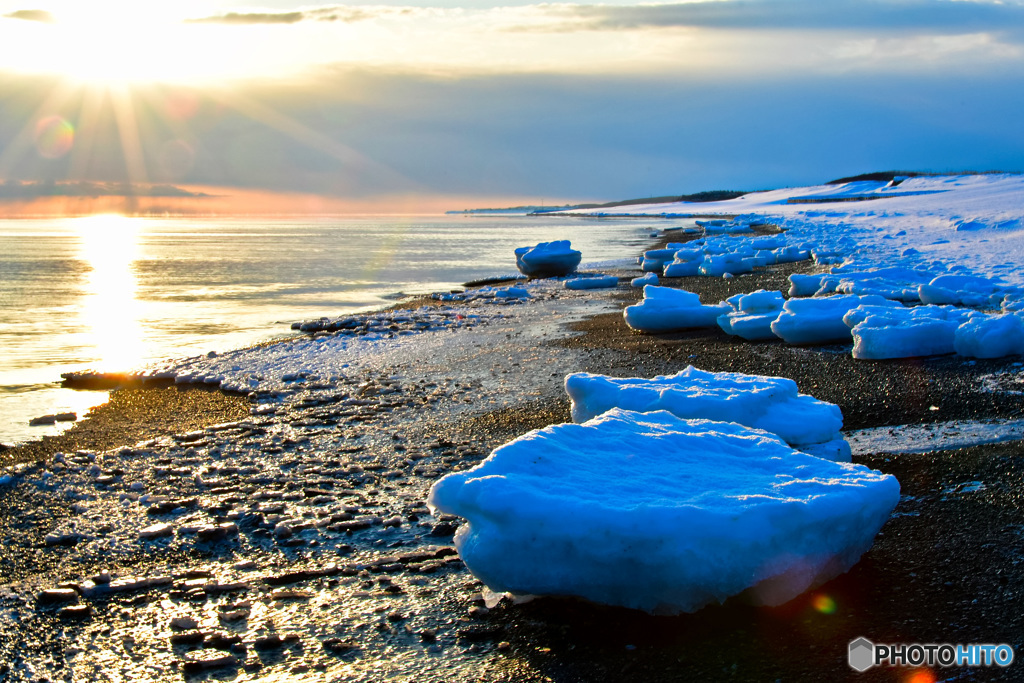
[0,0,1023,213]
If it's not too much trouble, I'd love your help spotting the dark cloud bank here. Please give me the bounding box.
[1,67,1022,201]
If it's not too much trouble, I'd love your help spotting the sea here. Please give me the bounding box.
[0,214,660,445]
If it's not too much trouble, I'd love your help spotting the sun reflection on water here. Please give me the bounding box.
[75,214,145,373]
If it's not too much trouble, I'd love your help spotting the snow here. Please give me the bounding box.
[560,174,1024,298]
[564,366,848,457]
[919,274,1020,308]
[514,240,582,278]
[653,233,811,278]
[717,290,785,341]
[846,418,1024,455]
[427,408,899,614]
[791,267,933,302]
[623,285,729,332]
[771,294,901,345]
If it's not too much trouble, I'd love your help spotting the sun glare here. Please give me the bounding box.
[75,214,146,372]
[3,1,261,85]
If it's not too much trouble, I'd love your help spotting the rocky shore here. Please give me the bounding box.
[2,248,1024,682]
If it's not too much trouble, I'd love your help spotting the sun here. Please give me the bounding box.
[2,1,256,85]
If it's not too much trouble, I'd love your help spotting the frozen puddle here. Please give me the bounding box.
[846,418,1024,455]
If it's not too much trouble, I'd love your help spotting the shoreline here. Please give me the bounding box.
[2,238,1024,681]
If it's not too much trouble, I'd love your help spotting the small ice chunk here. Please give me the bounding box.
[564,366,845,451]
[564,275,619,290]
[428,409,898,614]
[623,286,729,332]
[631,273,659,288]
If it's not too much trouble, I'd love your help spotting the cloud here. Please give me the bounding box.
[185,11,305,25]
[4,9,54,23]
[1,61,1023,204]
[185,6,376,25]
[532,0,1024,35]
[0,180,210,199]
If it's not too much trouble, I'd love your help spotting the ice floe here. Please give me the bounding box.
[564,366,848,458]
[623,285,729,332]
[771,294,901,345]
[514,240,582,278]
[844,305,975,360]
[716,290,786,341]
[428,408,898,614]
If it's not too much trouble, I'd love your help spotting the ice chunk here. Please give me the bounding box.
[717,290,785,341]
[428,409,898,614]
[918,274,1015,308]
[514,240,582,278]
[564,366,845,451]
[699,252,762,277]
[623,286,729,332]
[771,294,900,345]
[564,275,619,290]
[845,304,976,360]
[954,313,1024,359]
[631,272,659,287]
[788,273,827,297]
[641,245,686,273]
[663,249,704,277]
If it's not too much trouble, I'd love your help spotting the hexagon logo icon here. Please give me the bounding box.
[848,637,875,672]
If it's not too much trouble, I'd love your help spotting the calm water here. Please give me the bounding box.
[0,214,657,445]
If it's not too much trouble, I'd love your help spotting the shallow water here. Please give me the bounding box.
[0,214,658,444]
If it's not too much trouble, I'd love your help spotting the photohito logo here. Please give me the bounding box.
[849,638,1015,671]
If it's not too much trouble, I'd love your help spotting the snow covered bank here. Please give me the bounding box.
[428,408,898,614]
[561,174,1024,294]
[565,366,848,459]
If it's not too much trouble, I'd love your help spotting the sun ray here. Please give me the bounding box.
[207,88,419,193]
[109,84,149,187]
[67,85,108,181]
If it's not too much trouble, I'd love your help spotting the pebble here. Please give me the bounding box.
[139,523,173,540]
[37,588,78,605]
[170,616,199,630]
[58,605,93,620]
[181,651,238,674]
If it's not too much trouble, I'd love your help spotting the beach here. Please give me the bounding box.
[2,223,1024,682]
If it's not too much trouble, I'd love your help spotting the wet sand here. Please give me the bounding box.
[2,254,1024,682]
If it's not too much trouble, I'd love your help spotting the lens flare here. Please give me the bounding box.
[811,593,836,614]
[34,115,75,158]
[905,669,936,683]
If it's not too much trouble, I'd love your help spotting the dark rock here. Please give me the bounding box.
[428,522,457,537]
